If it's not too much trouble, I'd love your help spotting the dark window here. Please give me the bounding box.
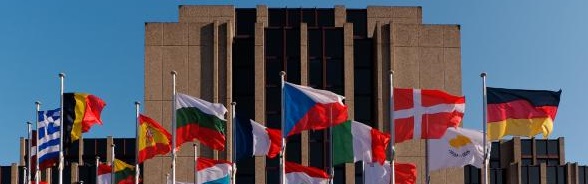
[546,166,567,184]
[355,162,364,184]
[490,142,500,168]
[490,168,505,184]
[537,140,547,156]
[464,165,481,184]
[548,140,559,155]
[302,10,316,27]
[353,38,374,125]
[287,9,301,27]
[521,158,533,166]
[316,10,334,27]
[346,9,367,37]
[521,140,533,156]
[1,166,11,184]
[581,166,586,184]
[236,9,256,36]
[268,9,285,27]
[522,166,540,184]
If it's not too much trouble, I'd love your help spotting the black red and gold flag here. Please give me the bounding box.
[63,93,106,143]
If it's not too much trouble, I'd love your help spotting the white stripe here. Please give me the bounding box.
[413,90,423,140]
[350,121,373,163]
[176,93,228,121]
[364,161,391,184]
[197,163,232,183]
[97,173,112,184]
[250,119,271,156]
[37,144,60,157]
[37,114,60,161]
[286,82,345,105]
[285,172,329,184]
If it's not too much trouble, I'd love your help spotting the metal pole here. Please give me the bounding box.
[362,161,365,184]
[27,121,32,184]
[231,102,237,184]
[481,72,488,184]
[194,144,198,184]
[111,143,115,184]
[329,106,334,184]
[135,101,141,184]
[23,167,27,184]
[35,101,41,184]
[95,156,99,184]
[389,70,396,184]
[58,73,65,184]
[171,71,177,184]
[425,115,430,184]
[279,71,286,184]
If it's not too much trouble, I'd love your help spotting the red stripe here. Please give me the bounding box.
[395,162,417,184]
[393,88,465,109]
[81,94,106,133]
[370,129,390,165]
[285,161,329,179]
[138,143,171,163]
[196,157,232,171]
[97,163,112,175]
[394,112,462,143]
[266,128,282,159]
[117,175,135,184]
[176,123,226,150]
[288,102,348,136]
[488,100,558,123]
[39,158,58,170]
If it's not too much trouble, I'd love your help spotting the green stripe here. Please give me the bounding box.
[332,120,354,165]
[114,167,134,183]
[176,107,226,135]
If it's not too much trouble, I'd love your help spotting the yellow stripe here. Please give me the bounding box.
[138,123,170,150]
[113,159,134,172]
[487,118,553,140]
[71,94,88,141]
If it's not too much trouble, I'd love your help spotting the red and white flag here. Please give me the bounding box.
[393,88,465,143]
[285,161,330,184]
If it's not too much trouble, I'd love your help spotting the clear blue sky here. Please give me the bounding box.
[1,0,586,165]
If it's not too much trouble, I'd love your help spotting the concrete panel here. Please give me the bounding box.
[256,5,268,26]
[418,47,444,89]
[443,48,461,95]
[395,139,424,157]
[179,5,235,19]
[145,23,163,46]
[187,46,202,98]
[445,167,464,184]
[334,5,346,27]
[373,21,384,130]
[179,17,234,24]
[392,24,419,47]
[419,25,444,48]
[300,23,310,166]
[176,156,196,183]
[344,23,354,120]
[144,157,163,184]
[145,46,162,101]
[366,6,422,37]
[430,169,446,184]
[393,47,419,88]
[163,23,188,46]
[443,25,460,48]
[254,22,266,183]
[162,46,189,101]
[187,22,212,46]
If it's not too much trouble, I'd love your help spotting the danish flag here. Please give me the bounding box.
[393,88,465,143]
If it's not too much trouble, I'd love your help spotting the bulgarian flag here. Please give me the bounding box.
[138,114,172,163]
[333,120,391,165]
[285,161,329,184]
[175,93,228,150]
[113,159,135,184]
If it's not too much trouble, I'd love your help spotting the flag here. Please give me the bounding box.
[285,161,330,184]
[196,157,233,184]
[113,159,135,184]
[234,118,281,162]
[365,161,417,184]
[427,127,488,172]
[138,114,172,163]
[63,93,106,142]
[97,162,112,184]
[332,120,390,165]
[487,87,561,140]
[37,108,60,169]
[393,88,465,143]
[283,82,348,136]
[175,93,227,150]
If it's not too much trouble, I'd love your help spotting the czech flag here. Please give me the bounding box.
[283,82,348,137]
[285,161,329,184]
[196,157,233,184]
[234,118,281,162]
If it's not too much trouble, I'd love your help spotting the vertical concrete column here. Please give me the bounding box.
[212,20,220,160]
[508,162,521,184]
[558,137,565,165]
[253,22,266,184]
[20,137,25,166]
[540,163,547,184]
[373,21,384,131]
[71,162,79,183]
[570,163,578,184]
[79,136,84,165]
[532,138,537,165]
[256,5,268,27]
[334,5,346,28]
[514,137,522,164]
[300,23,309,166]
[343,22,355,184]
[11,163,18,184]
[225,20,234,162]
[107,136,113,163]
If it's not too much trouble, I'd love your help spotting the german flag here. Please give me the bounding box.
[138,114,171,163]
[63,93,106,143]
[487,87,561,140]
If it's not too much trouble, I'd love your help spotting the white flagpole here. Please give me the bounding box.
[279,71,286,184]
[23,167,27,184]
[481,72,488,184]
[425,115,430,184]
[231,102,237,184]
[389,70,396,184]
[58,72,65,184]
[135,101,141,184]
[194,143,198,184]
[35,101,41,184]
[95,156,99,184]
[27,121,32,184]
[111,143,115,184]
[362,161,365,184]
[329,106,334,184]
[171,71,177,184]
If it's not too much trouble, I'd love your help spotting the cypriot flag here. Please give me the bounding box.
[427,127,489,172]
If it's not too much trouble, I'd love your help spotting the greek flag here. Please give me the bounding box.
[37,108,61,169]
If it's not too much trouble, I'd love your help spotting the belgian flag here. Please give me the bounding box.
[63,93,106,144]
[487,87,561,140]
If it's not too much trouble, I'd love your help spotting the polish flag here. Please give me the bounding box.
[393,88,465,143]
[285,161,330,184]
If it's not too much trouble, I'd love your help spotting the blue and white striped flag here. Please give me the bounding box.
[37,108,60,169]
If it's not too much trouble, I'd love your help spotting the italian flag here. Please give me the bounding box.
[333,120,391,165]
[175,93,228,150]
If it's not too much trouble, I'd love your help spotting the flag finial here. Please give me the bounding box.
[58,73,65,78]
[35,101,41,105]
[480,72,487,77]
[171,70,177,75]
[231,102,236,106]
[280,71,286,77]
[135,101,141,105]
[390,70,394,74]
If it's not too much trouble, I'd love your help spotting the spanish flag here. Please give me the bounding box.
[138,114,171,163]
[63,93,106,143]
[487,87,561,140]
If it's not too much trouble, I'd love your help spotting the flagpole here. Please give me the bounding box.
[95,156,99,184]
[135,101,141,184]
[481,72,488,184]
[27,121,32,184]
[425,115,430,184]
[329,106,334,184]
[35,101,41,184]
[231,102,237,184]
[58,72,65,184]
[279,71,286,184]
[23,166,27,184]
[171,71,177,184]
[111,143,115,184]
[361,161,365,184]
[194,143,198,184]
[389,70,396,184]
